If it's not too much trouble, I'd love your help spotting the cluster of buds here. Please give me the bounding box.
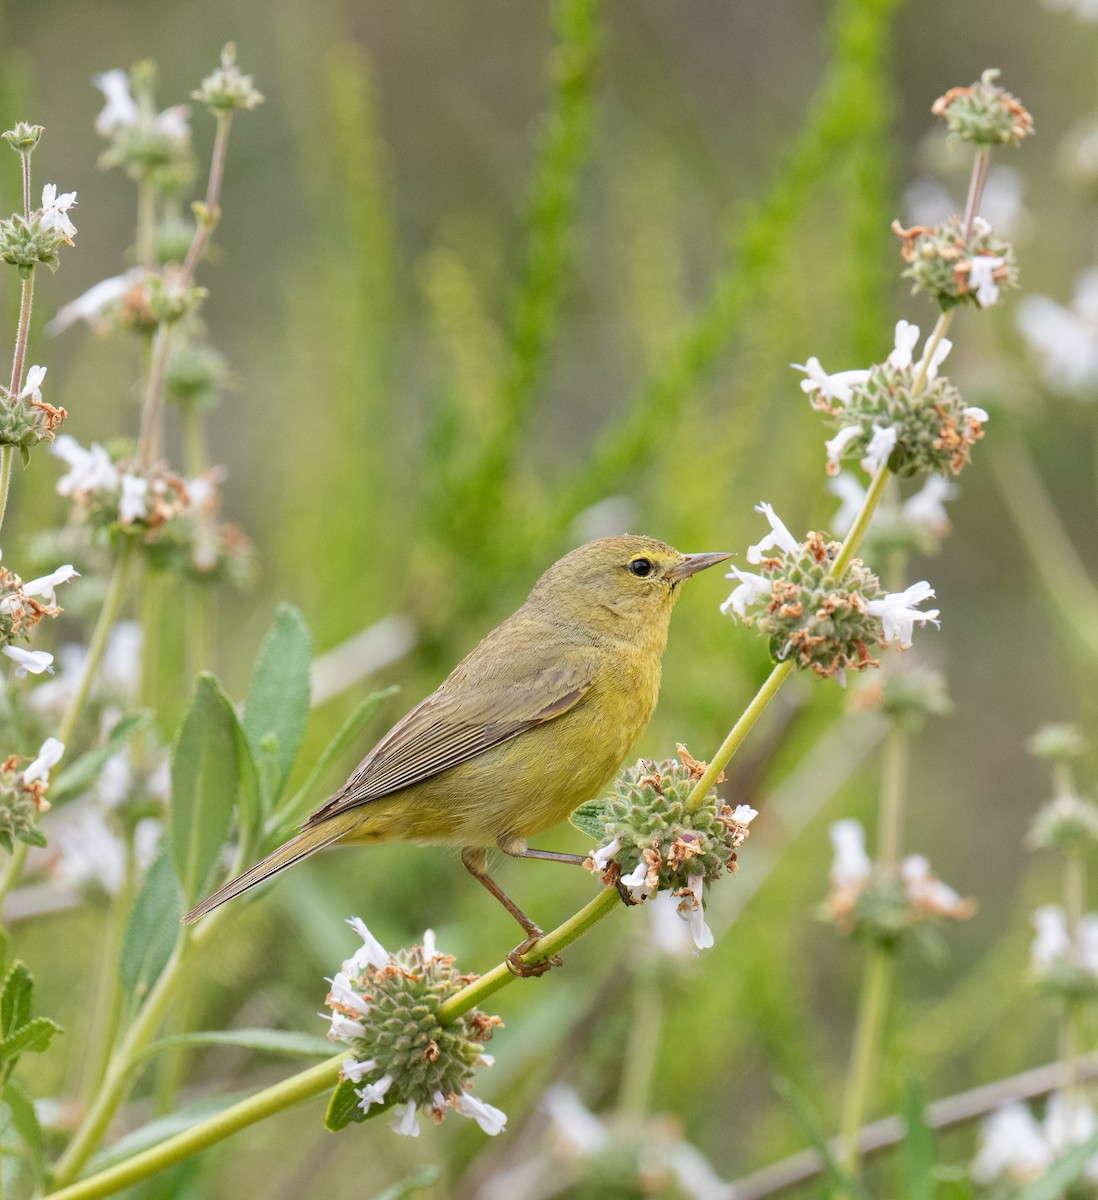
[324,919,506,1138]
[721,502,939,681]
[0,737,63,851]
[577,748,757,950]
[0,365,66,462]
[851,664,953,734]
[50,268,204,338]
[191,44,264,114]
[0,181,78,278]
[798,321,988,478]
[94,65,194,189]
[893,215,1017,311]
[0,555,78,675]
[1031,905,1098,1003]
[53,436,252,583]
[824,819,975,943]
[931,69,1035,149]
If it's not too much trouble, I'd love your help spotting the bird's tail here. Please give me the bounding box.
[183,824,344,924]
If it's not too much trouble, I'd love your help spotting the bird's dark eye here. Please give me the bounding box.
[629,557,653,578]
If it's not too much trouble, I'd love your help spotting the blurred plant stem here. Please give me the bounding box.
[838,947,895,1179]
[136,179,156,273]
[0,267,36,533]
[616,962,664,1119]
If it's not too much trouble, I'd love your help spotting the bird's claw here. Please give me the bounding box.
[505,932,562,978]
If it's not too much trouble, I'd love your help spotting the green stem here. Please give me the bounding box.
[181,113,232,285]
[829,465,891,582]
[0,271,37,534]
[839,945,895,1176]
[616,966,664,1118]
[909,310,954,399]
[136,177,157,274]
[685,661,795,814]
[134,324,174,472]
[0,447,12,537]
[44,1056,343,1200]
[876,723,907,867]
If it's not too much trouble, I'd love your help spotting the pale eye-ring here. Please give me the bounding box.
[629,557,653,578]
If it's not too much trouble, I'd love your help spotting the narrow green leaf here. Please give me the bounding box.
[1017,1130,1098,1200]
[50,712,149,804]
[371,1166,442,1200]
[274,686,395,833]
[171,674,240,906]
[897,1080,936,1200]
[0,963,32,1038]
[773,1077,872,1200]
[326,1076,368,1131]
[0,1016,60,1062]
[569,797,608,840]
[3,1080,43,1180]
[133,1028,334,1065]
[243,605,312,797]
[233,719,263,853]
[119,843,183,1004]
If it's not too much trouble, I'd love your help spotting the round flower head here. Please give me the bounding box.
[893,216,1017,312]
[931,69,1035,148]
[324,920,505,1138]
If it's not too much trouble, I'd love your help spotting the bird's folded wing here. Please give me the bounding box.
[303,658,594,826]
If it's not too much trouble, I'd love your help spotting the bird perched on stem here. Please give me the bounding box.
[185,536,730,975]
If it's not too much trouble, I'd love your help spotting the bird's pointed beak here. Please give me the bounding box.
[668,551,734,583]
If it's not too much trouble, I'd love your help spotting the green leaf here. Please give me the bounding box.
[119,843,183,1005]
[3,1080,43,1180]
[0,963,32,1038]
[50,712,149,804]
[897,1080,936,1200]
[85,1090,257,1174]
[233,719,263,854]
[243,605,312,798]
[1017,1130,1098,1200]
[274,686,395,833]
[773,1076,872,1200]
[371,1166,442,1200]
[171,674,240,906]
[133,1028,334,1065]
[326,1076,370,1131]
[569,797,608,840]
[0,1016,60,1062]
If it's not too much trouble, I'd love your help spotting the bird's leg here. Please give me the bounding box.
[460,846,562,978]
[500,838,639,907]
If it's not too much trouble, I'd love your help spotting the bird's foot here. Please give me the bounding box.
[505,931,562,978]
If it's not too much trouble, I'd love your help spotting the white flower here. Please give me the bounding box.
[1017,289,1098,394]
[53,436,119,496]
[49,271,140,336]
[118,474,149,524]
[902,475,956,535]
[746,502,799,563]
[422,928,440,959]
[1080,915,1098,976]
[19,365,46,402]
[792,357,870,405]
[720,567,772,619]
[93,69,140,135]
[678,874,714,950]
[964,405,989,424]
[619,860,652,899]
[327,972,370,1016]
[543,1084,609,1154]
[825,426,862,473]
[23,737,64,786]
[47,805,159,894]
[389,1100,420,1137]
[866,581,940,648]
[19,564,79,606]
[451,1090,508,1135]
[2,645,54,675]
[969,256,1005,307]
[341,1056,377,1083]
[1031,906,1071,971]
[326,1011,366,1041]
[829,819,871,888]
[590,836,621,872]
[916,333,952,383]
[972,1102,1052,1184]
[887,320,920,370]
[647,891,697,958]
[40,185,77,243]
[345,916,390,971]
[828,473,867,536]
[901,854,968,916]
[731,804,758,824]
[356,1073,395,1113]
[154,105,191,142]
[861,424,898,474]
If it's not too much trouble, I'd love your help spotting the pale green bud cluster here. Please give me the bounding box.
[0,385,65,463]
[0,758,49,853]
[931,69,1035,148]
[1027,724,1087,763]
[894,216,1017,312]
[191,44,265,113]
[0,213,67,277]
[1030,794,1098,851]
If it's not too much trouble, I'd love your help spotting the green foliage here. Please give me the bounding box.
[135,1028,333,1064]
[49,712,149,804]
[119,842,184,1006]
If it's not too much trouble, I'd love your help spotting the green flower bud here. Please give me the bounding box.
[1027,724,1087,762]
[931,70,1035,148]
[2,123,43,154]
[192,44,264,113]
[894,216,1017,312]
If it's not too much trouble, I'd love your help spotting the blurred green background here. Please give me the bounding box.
[5,0,1098,1195]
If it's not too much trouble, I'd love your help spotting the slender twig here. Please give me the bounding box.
[838,944,894,1175]
[0,271,37,532]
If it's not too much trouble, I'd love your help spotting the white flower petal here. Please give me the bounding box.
[746,501,799,563]
[345,916,390,970]
[865,581,940,648]
[2,645,54,675]
[389,1100,420,1137]
[24,737,64,785]
[452,1091,508,1136]
[829,819,871,888]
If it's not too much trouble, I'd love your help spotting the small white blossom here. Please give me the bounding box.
[647,891,698,958]
[829,819,871,888]
[544,1084,609,1153]
[327,972,370,1016]
[916,334,953,383]
[23,737,64,786]
[825,425,862,472]
[720,567,772,619]
[341,1056,377,1083]
[619,860,652,898]
[792,357,870,405]
[866,581,940,648]
[2,645,54,675]
[678,873,714,950]
[731,804,758,824]
[590,836,621,872]
[861,424,898,474]
[154,105,191,142]
[326,1011,366,1041]
[389,1100,420,1137]
[345,916,390,971]
[118,474,149,524]
[19,365,46,402]
[901,854,969,916]
[19,564,79,606]
[746,502,799,563]
[39,185,77,243]
[887,320,921,369]
[828,473,866,535]
[964,405,989,424]
[53,436,120,495]
[451,1090,508,1135]
[903,475,957,535]
[969,256,1006,307]
[972,1102,1052,1184]
[356,1073,395,1113]
[49,271,139,336]
[93,70,140,135]
[1031,906,1071,971]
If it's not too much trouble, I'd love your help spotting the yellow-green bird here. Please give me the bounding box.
[184,536,730,973]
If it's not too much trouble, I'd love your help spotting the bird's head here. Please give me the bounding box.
[528,535,732,639]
